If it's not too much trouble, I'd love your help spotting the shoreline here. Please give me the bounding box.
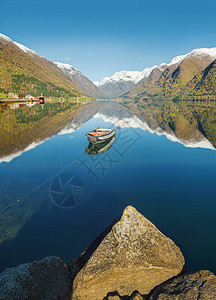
[0,206,215,299]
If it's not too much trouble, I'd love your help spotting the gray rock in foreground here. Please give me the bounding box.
[0,256,71,300]
[149,270,216,300]
[72,206,185,299]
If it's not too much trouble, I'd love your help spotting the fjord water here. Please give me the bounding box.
[0,101,216,274]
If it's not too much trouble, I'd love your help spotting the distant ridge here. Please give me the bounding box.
[93,66,157,98]
[55,62,104,98]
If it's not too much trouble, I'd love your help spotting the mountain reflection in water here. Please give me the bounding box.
[1,100,216,163]
[0,100,216,274]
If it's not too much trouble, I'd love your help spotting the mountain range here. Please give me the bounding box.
[95,47,216,100]
[1,33,216,101]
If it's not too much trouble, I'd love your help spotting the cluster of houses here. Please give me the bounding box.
[6,93,45,109]
[8,92,39,100]
[7,93,91,104]
[2,93,91,110]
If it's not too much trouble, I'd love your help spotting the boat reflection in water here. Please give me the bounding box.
[85,136,116,155]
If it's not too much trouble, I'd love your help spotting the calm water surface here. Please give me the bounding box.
[0,103,216,273]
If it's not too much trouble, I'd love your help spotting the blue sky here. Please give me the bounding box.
[1,0,216,81]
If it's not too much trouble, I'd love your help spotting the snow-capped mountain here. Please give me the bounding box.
[94,47,216,98]
[93,66,158,98]
[0,33,40,56]
[94,66,157,87]
[168,47,216,66]
[55,62,104,98]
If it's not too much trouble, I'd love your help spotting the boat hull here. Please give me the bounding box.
[86,128,116,144]
[86,136,116,155]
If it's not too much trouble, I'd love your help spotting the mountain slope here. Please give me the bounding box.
[55,62,104,98]
[0,34,80,97]
[178,59,216,100]
[123,47,216,101]
[94,52,200,99]
[157,49,216,97]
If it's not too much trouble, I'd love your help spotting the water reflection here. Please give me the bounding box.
[1,100,216,164]
[0,101,82,162]
[85,136,116,155]
[0,100,216,274]
[120,100,216,149]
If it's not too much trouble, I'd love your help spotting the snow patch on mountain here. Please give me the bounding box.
[0,33,12,42]
[54,62,82,77]
[13,41,38,55]
[0,33,40,56]
[55,62,104,97]
[188,47,216,59]
[168,54,187,66]
[168,47,216,66]
[94,66,158,87]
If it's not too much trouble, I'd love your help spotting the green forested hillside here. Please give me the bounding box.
[123,54,216,102]
[178,60,216,100]
[0,38,80,97]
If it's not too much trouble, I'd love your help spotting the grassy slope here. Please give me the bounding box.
[179,60,216,100]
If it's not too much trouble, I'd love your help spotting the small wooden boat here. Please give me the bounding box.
[86,136,116,155]
[85,127,116,144]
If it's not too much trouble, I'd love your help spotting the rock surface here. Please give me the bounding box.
[130,291,144,299]
[0,256,71,300]
[106,295,121,300]
[72,206,185,299]
[149,270,216,300]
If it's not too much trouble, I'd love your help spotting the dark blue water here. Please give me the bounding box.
[0,116,216,273]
